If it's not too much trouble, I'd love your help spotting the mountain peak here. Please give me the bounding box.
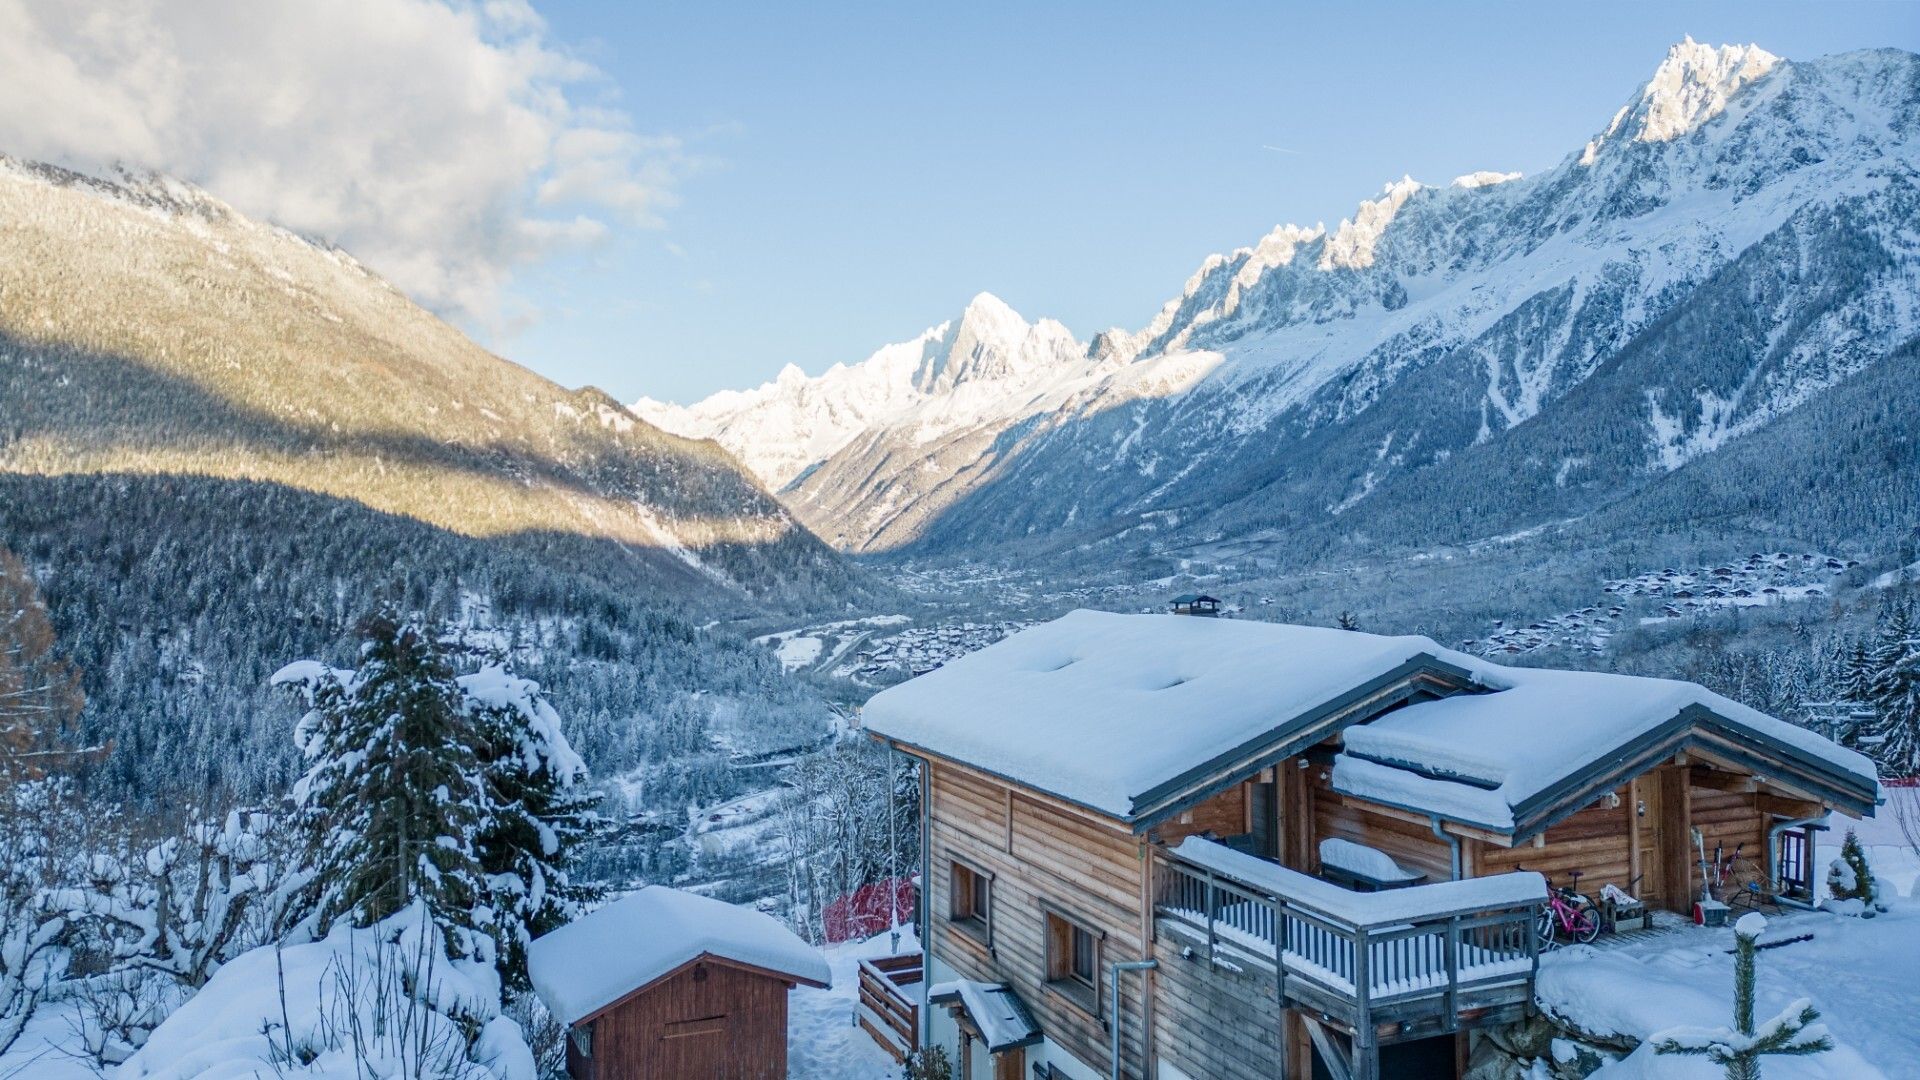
[1321,176,1425,270]
[1583,39,1780,163]
[1638,38,1780,142]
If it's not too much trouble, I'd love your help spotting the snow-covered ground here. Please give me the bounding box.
[788,927,919,1080]
[1539,899,1920,1078]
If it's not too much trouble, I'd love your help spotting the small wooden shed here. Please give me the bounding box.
[529,886,830,1080]
[1169,593,1221,616]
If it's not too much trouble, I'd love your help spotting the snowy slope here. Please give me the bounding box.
[653,41,1920,557]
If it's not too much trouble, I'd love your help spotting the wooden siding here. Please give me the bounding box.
[574,958,790,1080]
[926,758,1151,1079]
[1480,787,1634,895]
[1148,931,1284,1080]
[1152,780,1247,847]
[1313,772,1454,882]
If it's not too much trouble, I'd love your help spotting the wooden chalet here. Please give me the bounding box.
[528,886,830,1080]
[862,611,1879,1080]
[1168,594,1221,617]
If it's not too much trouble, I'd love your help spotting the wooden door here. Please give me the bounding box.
[1635,776,1665,908]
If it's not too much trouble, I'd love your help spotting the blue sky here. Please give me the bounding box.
[508,1,1920,404]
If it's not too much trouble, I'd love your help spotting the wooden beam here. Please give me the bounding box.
[1627,777,1643,895]
[1660,767,1693,913]
[1688,766,1757,794]
[1754,793,1825,820]
[1332,794,1512,847]
[1303,1016,1354,1080]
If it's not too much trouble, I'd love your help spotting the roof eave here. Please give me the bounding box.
[1126,654,1482,831]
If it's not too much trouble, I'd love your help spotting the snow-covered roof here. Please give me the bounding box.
[864,611,1879,830]
[927,980,1042,1053]
[1336,666,1881,832]
[528,886,829,1026]
[862,610,1475,818]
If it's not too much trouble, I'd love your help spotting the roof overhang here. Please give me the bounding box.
[929,981,1043,1053]
[1340,702,1881,845]
[1126,654,1481,831]
[570,952,829,1028]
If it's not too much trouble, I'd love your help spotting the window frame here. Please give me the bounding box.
[1041,902,1104,1018]
[947,858,994,949]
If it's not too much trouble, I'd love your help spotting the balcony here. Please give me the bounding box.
[1154,837,1546,1051]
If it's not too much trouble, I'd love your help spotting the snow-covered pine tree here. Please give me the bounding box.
[461,664,603,991]
[1824,828,1878,907]
[273,608,491,960]
[1859,605,1920,777]
[1653,913,1832,1079]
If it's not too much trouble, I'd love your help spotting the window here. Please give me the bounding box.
[949,860,991,944]
[1044,908,1101,1014]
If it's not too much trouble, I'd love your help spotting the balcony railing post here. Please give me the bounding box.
[1443,914,1460,1022]
[1351,925,1372,1078]
[1204,867,1218,962]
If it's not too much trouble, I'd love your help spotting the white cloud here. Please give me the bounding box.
[0,0,690,326]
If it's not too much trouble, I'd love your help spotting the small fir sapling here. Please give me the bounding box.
[1653,913,1833,1080]
[1823,829,1883,913]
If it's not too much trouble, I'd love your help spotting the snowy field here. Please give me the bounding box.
[1540,899,1920,1078]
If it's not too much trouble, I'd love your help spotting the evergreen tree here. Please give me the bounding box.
[274,608,490,959]
[1654,913,1833,1079]
[1824,829,1878,907]
[462,664,603,991]
[1859,606,1920,777]
[0,547,87,782]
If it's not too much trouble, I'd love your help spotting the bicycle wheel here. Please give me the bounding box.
[1534,904,1557,949]
[1569,901,1601,944]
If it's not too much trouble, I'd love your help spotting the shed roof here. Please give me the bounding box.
[528,886,829,1026]
[862,611,1879,831]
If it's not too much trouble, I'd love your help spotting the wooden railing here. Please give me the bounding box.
[856,952,923,1062]
[1154,847,1542,1029]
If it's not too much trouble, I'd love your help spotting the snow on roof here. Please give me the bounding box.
[1170,837,1545,926]
[1336,666,1880,831]
[864,611,1877,829]
[862,610,1470,818]
[528,886,829,1026]
[927,980,1041,1052]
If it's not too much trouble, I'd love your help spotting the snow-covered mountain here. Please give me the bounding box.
[634,291,1095,491]
[644,40,1920,558]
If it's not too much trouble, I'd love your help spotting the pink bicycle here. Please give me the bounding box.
[1527,868,1601,947]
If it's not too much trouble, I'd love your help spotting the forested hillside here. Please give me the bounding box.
[0,157,866,807]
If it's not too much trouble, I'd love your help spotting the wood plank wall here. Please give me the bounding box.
[1152,782,1247,847]
[1479,788,1633,894]
[926,759,1152,1079]
[1311,771,1455,882]
[584,961,789,1080]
